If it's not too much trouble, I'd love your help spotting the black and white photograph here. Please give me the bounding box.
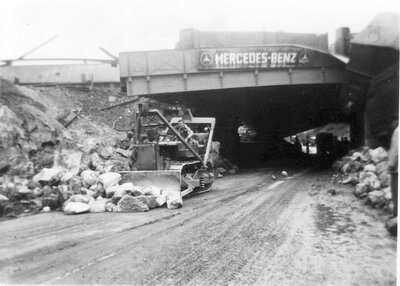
[0,0,399,285]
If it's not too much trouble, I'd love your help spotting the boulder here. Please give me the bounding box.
[99,172,121,189]
[63,202,90,215]
[0,194,9,201]
[166,192,183,209]
[378,172,391,188]
[89,197,107,213]
[136,195,158,209]
[42,206,51,212]
[367,190,385,205]
[80,170,100,187]
[370,147,388,164]
[383,187,392,201]
[355,183,370,196]
[155,192,167,207]
[116,195,149,212]
[105,185,124,198]
[359,171,380,189]
[69,194,90,204]
[363,164,376,173]
[54,149,82,176]
[376,161,389,176]
[90,183,105,198]
[281,171,288,177]
[142,185,161,197]
[32,168,64,184]
[112,188,127,204]
[68,176,82,194]
[57,185,70,201]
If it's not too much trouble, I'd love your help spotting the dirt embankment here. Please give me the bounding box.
[0,79,138,218]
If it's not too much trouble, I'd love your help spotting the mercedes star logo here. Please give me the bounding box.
[200,52,213,66]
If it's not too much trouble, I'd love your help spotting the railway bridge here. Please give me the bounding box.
[119,44,348,161]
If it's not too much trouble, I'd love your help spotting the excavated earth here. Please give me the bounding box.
[0,168,396,285]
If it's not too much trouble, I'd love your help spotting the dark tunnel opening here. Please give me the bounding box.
[148,84,351,168]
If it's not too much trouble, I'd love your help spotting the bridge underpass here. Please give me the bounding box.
[145,84,348,164]
[120,45,348,164]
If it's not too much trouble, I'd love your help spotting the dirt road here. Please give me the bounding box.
[0,169,396,285]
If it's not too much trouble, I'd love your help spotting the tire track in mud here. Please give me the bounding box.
[141,179,301,286]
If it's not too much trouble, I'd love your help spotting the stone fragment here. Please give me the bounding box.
[32,168,64,184]
[112,188,126,204]
[69,176,82,194]
[80,169,100,187]
[99,172,121,189]
[0,194,9,201]
[378,172,391,188]
[136,195,158,209]
[367,190,385,206]
[282,171,288,177]
[42,206,51,212]
[105,185,123,198]
[69,194,90,204]
[155,192,167,207]
[355,183,369,196]
[376,161,389,176]
[89,197,107,213]
[166,192,183,209]
[363,164,376,173]
[370,147,388,164]
[116,195,149,212]
[63,202,90,215]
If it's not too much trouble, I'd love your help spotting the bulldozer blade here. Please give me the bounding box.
[119,170,181,196]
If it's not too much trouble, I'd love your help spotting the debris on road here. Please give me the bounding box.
[332,146,394,214]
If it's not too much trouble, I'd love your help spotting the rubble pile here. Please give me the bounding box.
[333,146,393,213]
[0,79,216,219]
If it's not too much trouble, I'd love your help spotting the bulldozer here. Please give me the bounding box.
[119,103,216,200]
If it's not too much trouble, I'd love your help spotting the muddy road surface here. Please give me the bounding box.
[0,169,396,285]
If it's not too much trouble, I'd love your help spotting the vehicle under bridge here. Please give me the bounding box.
[119,44,348,163]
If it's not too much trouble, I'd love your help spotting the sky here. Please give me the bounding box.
[0,0,399,60]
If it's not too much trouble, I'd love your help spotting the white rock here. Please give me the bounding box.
[89,197,107,213]
[282,171,288,177]
[367,190,385,204]
[99,172,121,189]
[363,164,376,173]
[120,182,135,192]
[155,192,168,207]
[0,194,9,201]
[370,147,388,164]
[355,183,369,196]
[81,169,100,186]
[69,194,90,204]
[105,185,124,198]
[42,206,51,212]
[33,168,64,183]
[63,202,90,214]
[166,192,183,209]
